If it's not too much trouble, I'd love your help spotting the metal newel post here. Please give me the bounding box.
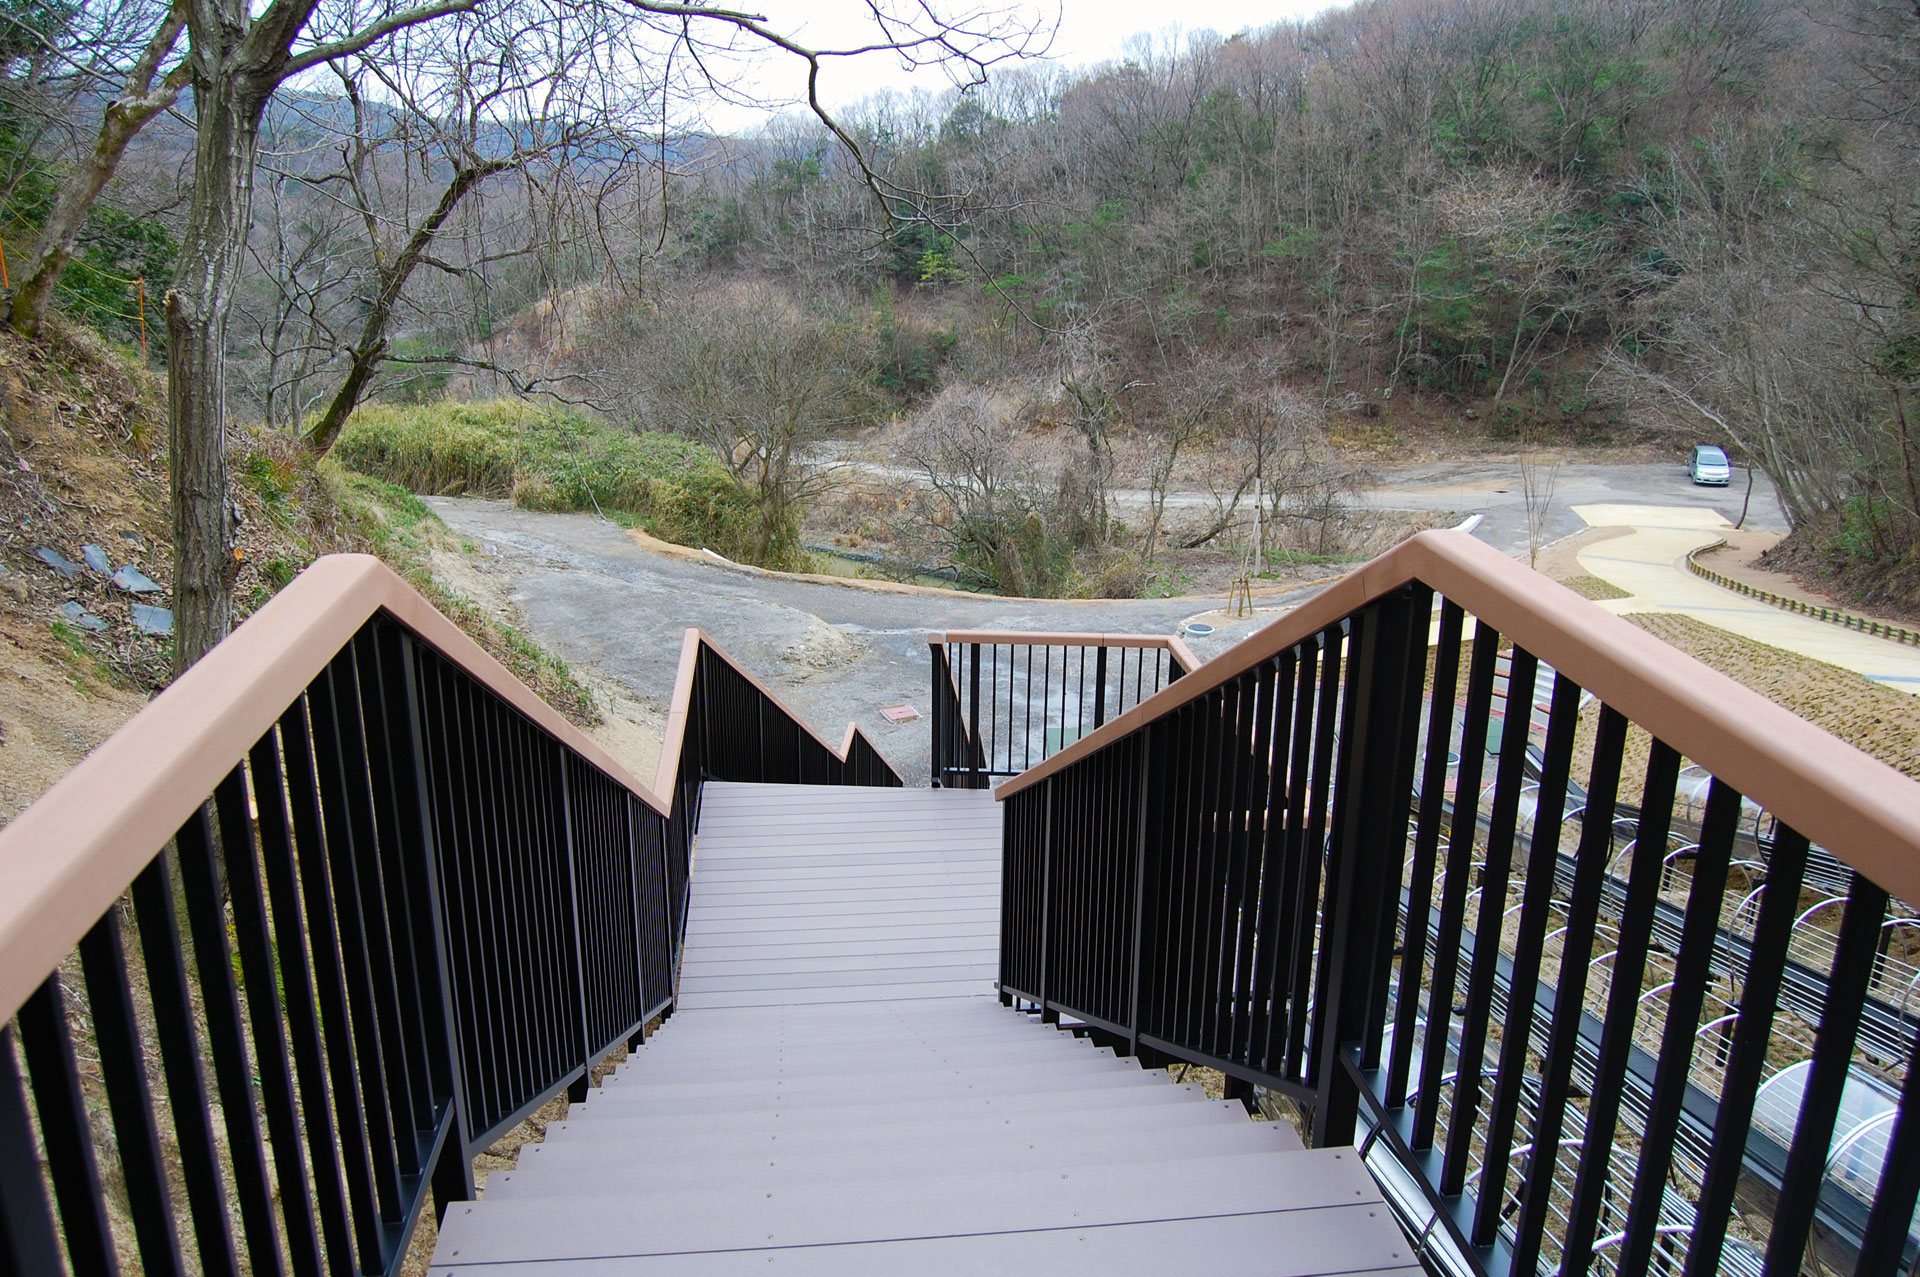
[1126,729,1154,1058]
[1310,587,1425,1150]
[967,643,983,789]
[1038,778,1056,1023]
[556,749,594,1105]
[388,629,476,1212]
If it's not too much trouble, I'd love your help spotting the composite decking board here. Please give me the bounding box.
[431,782,1409,1274]
[485,1123,1306,1201]
[429,1210,1417,1276]
[675,925,998,956]
[675,982,998,1009]
[435,1146,1384,1260]
[682,885,1001,907]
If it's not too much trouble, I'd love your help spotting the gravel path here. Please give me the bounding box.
[426,499,1315,784]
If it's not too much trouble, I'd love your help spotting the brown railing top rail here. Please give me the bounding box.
[0,552,891,1027]
[933,629,1203,674]
[995,530,1920,905]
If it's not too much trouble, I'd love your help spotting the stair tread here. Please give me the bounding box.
[428,782,1400,1274]
[441,1146,1379,1261]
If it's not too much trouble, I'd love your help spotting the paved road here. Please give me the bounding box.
[427,499,1303,784]
[825,454,1790,560]
[1572,504,1920,696]
[425,461,1795,783]
[1360,460,1788,556]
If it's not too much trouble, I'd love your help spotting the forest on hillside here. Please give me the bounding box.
[3,0,1917,605]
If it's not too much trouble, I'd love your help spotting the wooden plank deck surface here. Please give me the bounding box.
[430,782,1415,1275]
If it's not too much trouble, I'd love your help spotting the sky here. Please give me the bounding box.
[689,0,1342,132]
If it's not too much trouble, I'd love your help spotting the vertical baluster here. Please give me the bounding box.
[1471,671,1581,1246]
[1614,777,1742,1277]
[1247,650,1300,1075]
[1677,826,1810,1277]
[77,904,184,1276]
[1281,629,1340,1079]
[1559,741,1680,1275]
[131,850,242,1277]
[16,974,120,1275]
[308,664,406,1222]
[418,658,497,1143]
[1507,704,1630,1274]
[1761,872,1891,1274]
[254,716,361,1272]
[1411,619,1498,1151]
[0,1025,63,1275]
[212,765,324,1275]
[1231,659,1280,1067]
[1311,588,1425,1149]
[352,633,434,1142]
[175,800,287,1273]
[1857,1026,1920,1273]
[1439,644,1537,1196]
[1389,600,1464,1111]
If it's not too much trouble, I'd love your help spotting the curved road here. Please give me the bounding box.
[424,460,1807,782]
[427,498,1304,783]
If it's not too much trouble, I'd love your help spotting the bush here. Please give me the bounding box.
[332,400,766,562]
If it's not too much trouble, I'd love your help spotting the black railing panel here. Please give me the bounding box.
[995,583,1920,1277]
[0,591,901,1277]
[930,635,1189,787]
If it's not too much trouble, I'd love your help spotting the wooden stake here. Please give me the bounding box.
[136,278,146,358]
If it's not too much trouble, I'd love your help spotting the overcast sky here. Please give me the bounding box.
[692,1,1341,132]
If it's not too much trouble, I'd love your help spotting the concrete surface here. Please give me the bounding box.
[426,498,1310,785]
[1572,503,1920,696]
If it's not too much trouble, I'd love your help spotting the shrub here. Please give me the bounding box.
[332,400,766,562]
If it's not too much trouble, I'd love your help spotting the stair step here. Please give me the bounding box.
[486,1120,1305,1201]
[436,1146,1382,1263]
[595,1056,1140,1097]
[609,1041,1123,1081]
[537,1093,1256,1159]
[574,1066,1172,1116]
[430,782,1402,1275]
[549,1081,1228,1141]
[432,1203,1416,1276]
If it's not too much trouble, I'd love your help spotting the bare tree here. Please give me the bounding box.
[7,0,191,336]
[160,0,1047,670]
[634,282,879,568]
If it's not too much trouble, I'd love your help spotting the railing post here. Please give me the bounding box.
[968,643,982,789]
[930,644,944,787]
[388,630,476,1213]
[1038,778,1056,1024]
[1094,646,1109,728]
[1310,587,1427,1150]
[556,751,594,1105]
[624,798,647,1050]
[1126,729,1153,1058]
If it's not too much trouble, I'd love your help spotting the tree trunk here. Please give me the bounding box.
[168,71,266,673]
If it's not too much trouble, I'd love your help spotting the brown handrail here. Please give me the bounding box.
[996,529,1920,904]
[0,553,891,1026]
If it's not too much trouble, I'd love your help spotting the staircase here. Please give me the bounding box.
[429,783,1415,1275]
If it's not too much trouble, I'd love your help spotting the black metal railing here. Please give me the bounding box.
[0,569,898,1276]
[996,558,1920,1276]
[930,631,1193,788]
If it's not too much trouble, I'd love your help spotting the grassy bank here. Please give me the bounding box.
[333,400,762,563]
[319,467,598,724]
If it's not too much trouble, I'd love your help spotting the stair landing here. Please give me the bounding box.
[429,782,1416,1275]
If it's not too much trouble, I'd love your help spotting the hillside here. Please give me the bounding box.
[0,323,645,825]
